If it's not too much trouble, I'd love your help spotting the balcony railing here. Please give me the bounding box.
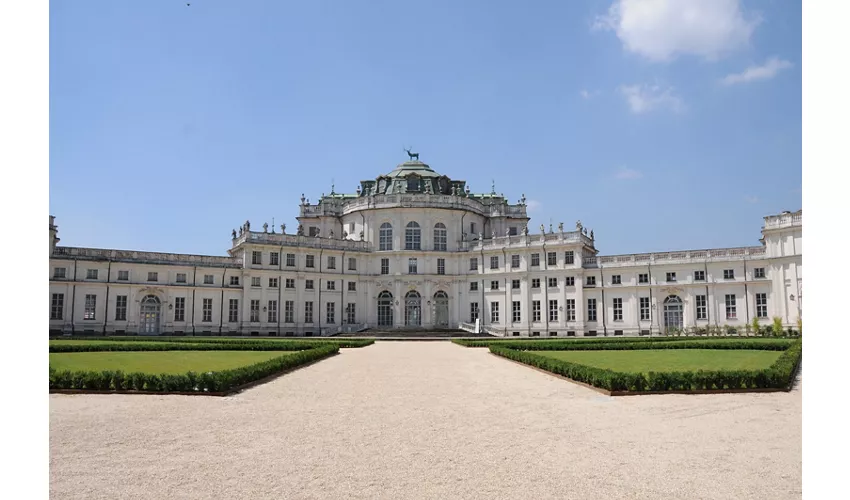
[589,246,767,268]
[763,211,802,230]
[52,246,241,268]
[300,193,529,219]
[233,232,373,252]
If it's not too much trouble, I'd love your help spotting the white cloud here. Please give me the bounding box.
[614,166,643,180]
[525,200,542,212]
[594,0,758,62]
[618,84,684,114]
[580,89,600,99]
[744,195,759,204]
[720,57,793,85]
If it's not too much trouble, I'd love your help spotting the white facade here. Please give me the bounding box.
[48,158,802,337]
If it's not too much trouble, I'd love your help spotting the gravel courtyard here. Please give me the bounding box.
[50,342,802,500]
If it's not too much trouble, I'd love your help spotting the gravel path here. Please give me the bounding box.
[50,342,801,500]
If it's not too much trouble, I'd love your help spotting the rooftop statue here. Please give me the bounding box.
[404,147,419,161]
[558,222,564,233]
[232,229,237,239]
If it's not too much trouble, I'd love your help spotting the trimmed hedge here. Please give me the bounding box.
[452,336,795,348]
[50,339,372,353]
[49,344,338,393]
[489,339,802,392]
[50,336,374,349]
[457,338,795,351]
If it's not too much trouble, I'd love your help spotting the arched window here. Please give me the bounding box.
[377,291,394,326]
[405,221,421,250]
[405,290,421,326]
[379,223,393,251]
[663,295,684,332]
[407,175,420,192]
[433,223,447,251]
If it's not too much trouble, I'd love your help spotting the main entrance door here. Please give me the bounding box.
[404,291,421,326]
[377,291,393,327]
[663,295,683,333]
[433,291,449,327]
[140,295,161,335]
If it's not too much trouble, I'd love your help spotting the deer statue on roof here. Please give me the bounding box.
[404,147,419,161]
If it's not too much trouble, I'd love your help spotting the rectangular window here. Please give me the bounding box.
[408,258,418,275]
[611,275,621,285]
[304,301,314,323]
[249,300,260,323]
[348,281,356,292]
[696,295,707,320]
[512,279,520,290]
[285,301,294,323]
[84,294,97,320]
[251,277,261,287]
[565,276,575,287]
[724,269,735,280]
[326,280,336,291]
[548,277,557,288]
[53,267,66,279]
[268,300,278,323]
[327,256,336,270]
[566,299,576,321]
[115,295,127,321]
[754,267,766,279]
[532,300,541,322]
[725,294,737,319]
[117,270,129,281]
[512,301,522,323]
[148,272,158,282]
[470,302,479,322]
[469,258,478,271]
[549,300,558,322]
[490,302,500,323]
[587,298,597,322]
[286,254,296,267]
[405,225,421,250]
[613,298,623,321]
[564,251,575,265]
[437,258,445,275]
[326,302,335,324]
[532,278,540,289]
[531,253,540,267]
[86,269,98,280]
[490,256,499,270]
[586,276,596,286]
[203,274,214,285]
[491,280,499,290]
[638,273,648,284]
[346,303,356,324]
[174,297,185,322]
[173,273,185,284]
[305,280,314,290]
[50,293,64,320]
[547,252,557,266]
[269,277,278,288]
[666,272,676,282]
[348,257,357,271]
[349,222,355,233]
[470,281,478,291]
[509,226,518,236]
[694,270,705,281]
[511,255,520,269]
[202,298,213,322]
[229,299,239,323]
[285,278,295,289]
[270,252,279,266]
[252,251,262,265]
[306,255,315,268]
[640,297,650,321]
[756,293,768,318]
[230,276,240,286]
[381,258,390,275]
[470,222,477,235]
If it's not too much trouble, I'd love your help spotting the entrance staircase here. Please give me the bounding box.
[333,328,498,340]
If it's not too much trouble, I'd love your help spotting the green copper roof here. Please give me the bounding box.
[384,161,442,178]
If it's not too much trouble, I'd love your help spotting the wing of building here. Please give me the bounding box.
[48,156,802,337]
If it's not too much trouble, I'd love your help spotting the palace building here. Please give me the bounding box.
[48,155,803,337]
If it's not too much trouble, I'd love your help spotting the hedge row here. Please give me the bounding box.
[452,336,794,348]
[49,345,338,393]
[50,336,374,349]
[489,340,802,392]
[457,338,795,351]
[50,340,351,353]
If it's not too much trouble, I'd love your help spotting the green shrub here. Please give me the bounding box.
[772,317,784,337]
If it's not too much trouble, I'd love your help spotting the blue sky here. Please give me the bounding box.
[49,0,801,256]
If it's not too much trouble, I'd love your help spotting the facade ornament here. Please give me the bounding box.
[583,227,588,235]
[239,226,243,236]
[478,232,483,241]
[356,185,361,195]
[549,223,553,234]
[576,220,583,231]
[539,224,545,234]
[558,222,564,233]
[491,179,496,195]
[245,220,251,231]
[404,147,419,161]
[263,222,268,233]
[590,229,594,240]
[329,230,334,239]
[297,224,304,236]
[506,227,511,237]
[300,193,306,205]
[491,229,496,239]
[521,193,526,205]
[359,230,364,241]
[522,225,529,236]
[281,223,286,234]
[231,229,237,239]
[343,231,348,238]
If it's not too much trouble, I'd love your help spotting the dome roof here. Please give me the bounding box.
[384,160,442,178]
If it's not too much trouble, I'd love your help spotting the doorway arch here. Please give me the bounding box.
[663,295,683,333]
[139,295,161,335]
[404,290,421,326]
[377,291,393,327]
[433,291,449,327]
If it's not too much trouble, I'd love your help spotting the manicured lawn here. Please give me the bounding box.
[532,349,783,373]
[49,350,292,374]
